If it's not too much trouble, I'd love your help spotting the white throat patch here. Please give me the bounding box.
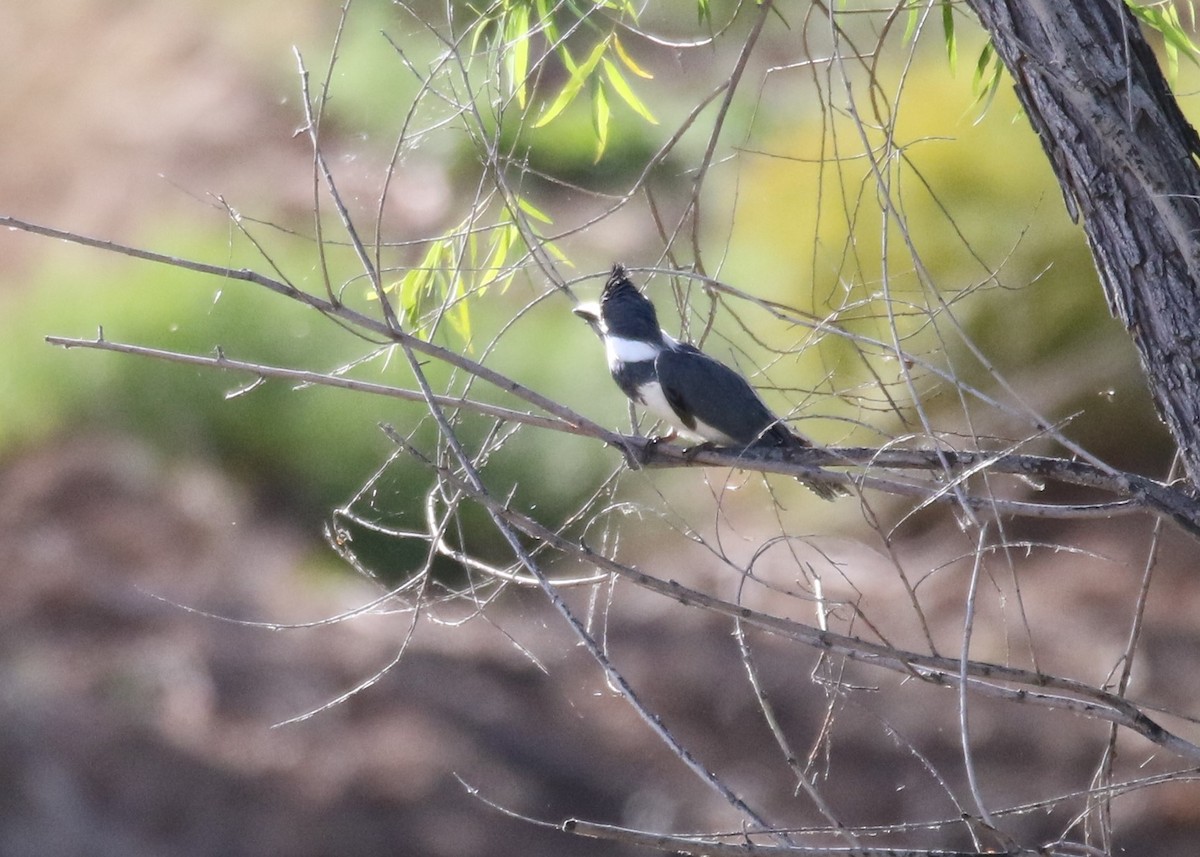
[605,335,662,369]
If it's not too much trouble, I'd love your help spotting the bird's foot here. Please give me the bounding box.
[649,427,680,445]
[617,429,679,468]
[681,440,718,462]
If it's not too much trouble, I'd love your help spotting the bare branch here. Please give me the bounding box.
[399,436,1200,764]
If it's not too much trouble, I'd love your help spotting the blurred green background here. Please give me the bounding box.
[1,0,1177,566]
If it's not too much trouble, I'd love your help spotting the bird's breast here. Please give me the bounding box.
[631,377,739,445]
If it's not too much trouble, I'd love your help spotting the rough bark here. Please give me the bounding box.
[965,0,1200,488]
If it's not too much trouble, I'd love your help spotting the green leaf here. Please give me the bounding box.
[478,223,515,292]
[601,57,658,124]
[447,275,472,346]
[902,0,920,43]
[592,77,610,162]
[969,41,1004,122]
[504,5,532,108]
[612,33,653,79]
[516,196,553,224]
[1127,1,1200,73]
[534,0,560,47]
[397,265,431,332]
[942,0,957,75]
[533,38,608,128]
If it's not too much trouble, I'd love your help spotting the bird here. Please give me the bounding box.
[573,264,845,500]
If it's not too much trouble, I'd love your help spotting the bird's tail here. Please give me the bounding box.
[763,423,847,501]
[798,474,846,501]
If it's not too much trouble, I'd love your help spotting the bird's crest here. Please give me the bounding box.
[602,263,637,300]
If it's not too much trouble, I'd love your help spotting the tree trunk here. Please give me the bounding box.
[965,0,1200,488]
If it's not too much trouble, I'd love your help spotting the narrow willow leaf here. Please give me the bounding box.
[467,228,480,276]
[941,0,957,75]
[398,266,431,332]
[612,33,653,79]
[478,224,514,292]
[972,40,993,88]
[468,13,491,60]
[516,196,553,224]
[602,57,658,124]
[592,77,610,162]
[533,38,608,128]
[969,46,1004,124]
[543,239,570,265]
[902,0,919,43]
[596,0,638,15]
[448,275,472,347]
[532,0,561,54]
[505,5,531,108]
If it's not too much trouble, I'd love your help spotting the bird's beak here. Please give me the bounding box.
[572,302,603,339]
[572,302,600,324]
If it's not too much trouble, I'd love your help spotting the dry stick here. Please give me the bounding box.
[3,217,611,430]
[406,452,1200,763]
[16,213,1198,531]
[294,46,398,328]
[637,443,1199,537]
[563,817,1036,857]
[733,618,861,851]
[685,0,776,268]
[44,335,577,436]
[570,762,1200,855]
[1088,455,1178,848]
[41,327,1200,544]
[959,523,998,844]
[41,332,1200,538]
[379,427,785,839]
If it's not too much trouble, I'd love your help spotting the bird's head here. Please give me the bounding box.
[572,263,662,343]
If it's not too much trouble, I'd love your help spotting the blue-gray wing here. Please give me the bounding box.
[655,345,799,447]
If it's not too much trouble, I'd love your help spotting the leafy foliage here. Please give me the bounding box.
[913,0,1200,110]
[472,0,657,162]
[1127,0,1200,79]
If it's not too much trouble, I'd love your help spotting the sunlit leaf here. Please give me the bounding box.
[902,0,919,43]
[447,275,472,346]
[504,4,531,108]
[533,38,608,128]
[397,266,431,331]
[1126,0,1200,76]
[530,0,561,54]
[969,41,1004,123]
[612,33,653,79]
[468,11,492,60]
[517,196,553,224]
[941,0,957,75]
[592,77,610,162]
[602,57,658,124]
[478,224,515,292]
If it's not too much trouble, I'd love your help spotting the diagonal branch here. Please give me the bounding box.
[44,331,1200,539]
[402,437,1200,764]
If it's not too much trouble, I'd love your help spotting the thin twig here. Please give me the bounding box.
[401,442,1200,763]
[562,817,1039,855]
[43,331,1200,538]
[381,425,786,838]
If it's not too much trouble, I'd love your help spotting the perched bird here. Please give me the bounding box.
[573,264,844,500]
